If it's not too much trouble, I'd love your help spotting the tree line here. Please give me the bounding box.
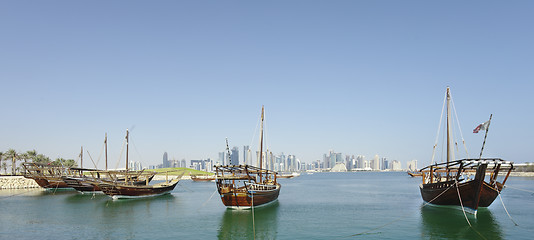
[0,149,78,175]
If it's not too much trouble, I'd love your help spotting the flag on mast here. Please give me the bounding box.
[473,120,490,133]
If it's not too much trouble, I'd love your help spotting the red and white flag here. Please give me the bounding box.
[473,120,490,133]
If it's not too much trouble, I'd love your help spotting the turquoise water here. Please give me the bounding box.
[1,172,533,239]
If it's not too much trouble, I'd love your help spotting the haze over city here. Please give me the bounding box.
[1,1,533,169]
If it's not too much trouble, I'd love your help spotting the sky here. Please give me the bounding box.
[1,1,533,169]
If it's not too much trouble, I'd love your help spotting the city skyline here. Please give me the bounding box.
[1,1,533,169]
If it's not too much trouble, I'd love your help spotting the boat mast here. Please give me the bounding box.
[105,133,108,171]
[259,106,264,182]
[80,146,83,168]
[479,114,492,159]
[126,129,129,172]
[446,87,452,167]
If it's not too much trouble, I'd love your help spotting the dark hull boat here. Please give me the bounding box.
[215,106,281,209]
[62,170,155,193]
[96,178,180,200]
[22,162,76,189]
[216,165,280,209]
[419,159,512,214]
[88,129,180,199]
[419,87,513,215]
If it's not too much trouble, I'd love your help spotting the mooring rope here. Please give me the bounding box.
[346,179,496,239]
[455,180,472,227]
[498,192,519,226]
[251,190,256,240]
[198,189,218,211]
[505,185,534,195]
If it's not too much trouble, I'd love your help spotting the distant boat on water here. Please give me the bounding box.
[191,174,216,182]
[215,106,281,209]
[418,87,513,215]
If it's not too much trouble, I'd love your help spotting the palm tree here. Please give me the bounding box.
[0,151,3,175]
[4,149,18,175]
[35,154,51,164]
[26,150,37,162]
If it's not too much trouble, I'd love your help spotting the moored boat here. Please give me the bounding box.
[215,106,281,209]
[89,129,179,199]
[418,87,513,215]
[22,162,75,189]
[191,174,216,182]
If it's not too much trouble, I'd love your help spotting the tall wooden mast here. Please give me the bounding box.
[105,133,108,171]
[259,105,264,182]
[80,146,83,168]
[126,129,129,172]
[446,87,452,166]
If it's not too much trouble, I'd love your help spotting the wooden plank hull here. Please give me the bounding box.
[419,162,504,213]
[218,184,281,209]
[63,177,101,192]
[97,179,180,199]
[419,179,499,211]
[29,177,71,189]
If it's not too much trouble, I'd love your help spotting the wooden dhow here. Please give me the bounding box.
[215,106,281,209]
[419,87,513,215]
[22,162,75,189]
[88,129,179,199]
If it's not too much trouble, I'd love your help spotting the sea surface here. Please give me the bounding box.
[1,172,533,240]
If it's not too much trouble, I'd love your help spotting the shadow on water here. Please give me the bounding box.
[218,201,280,240]
[420,204,503,239]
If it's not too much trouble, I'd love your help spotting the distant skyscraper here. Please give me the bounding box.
[391,160,402,170]
[243,145,250,165]
[230,147,239,165]
[218,152,225,165]
[407,159,418,171]
[372,154,380,170]
[163,152,169,168]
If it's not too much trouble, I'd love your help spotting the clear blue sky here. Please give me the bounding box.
[1,1,533,169]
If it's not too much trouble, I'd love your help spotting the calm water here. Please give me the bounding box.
[1,172,533,239]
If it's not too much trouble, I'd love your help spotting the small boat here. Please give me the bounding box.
[419,87,514,215]
[22,162,75,189]
[90,129,180,199]
[191,174,216,182]
[215,165,280,209]
[95,176,181,200]
[277,172,300,178]
[215,106,281,209]
[63,169,155,193]
[62,136,154,193]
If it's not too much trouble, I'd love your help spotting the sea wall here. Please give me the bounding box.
[0,176,41,189]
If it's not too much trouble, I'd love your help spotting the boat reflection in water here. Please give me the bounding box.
[217,201,279,240]
[420,204,503,239]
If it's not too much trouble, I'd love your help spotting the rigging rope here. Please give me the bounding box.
[451,97,469,158]
[115,138,127,170]
[431,91,447,165]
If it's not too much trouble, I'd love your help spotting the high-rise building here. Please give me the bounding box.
[371,154,380,170]
[230,147,239,165]
[243,145,250,165]
[380,157,388,170]
[163,152,169,168]
[218,152,225,165]
[391,160,402,170]
[407,159,418,171]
